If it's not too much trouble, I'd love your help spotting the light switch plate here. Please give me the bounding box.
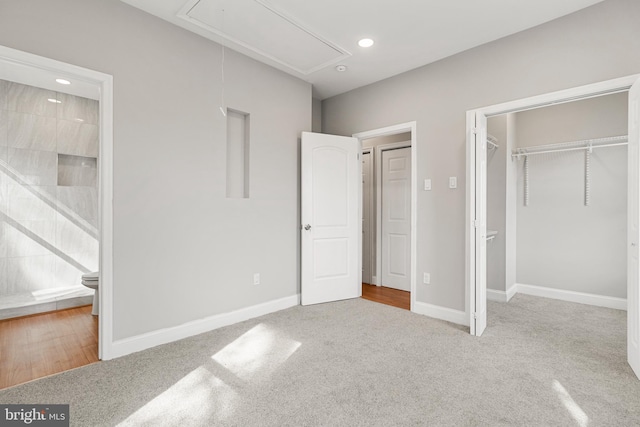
[424,179,432,191]
[449,176,457,189]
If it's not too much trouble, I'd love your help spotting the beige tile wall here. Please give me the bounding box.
[0,80,99,296]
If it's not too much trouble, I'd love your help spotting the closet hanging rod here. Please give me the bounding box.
[512,135,627,159]
[513,142,627,158]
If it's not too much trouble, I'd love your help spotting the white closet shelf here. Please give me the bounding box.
[513,135,628,207]
[511,135,627,159]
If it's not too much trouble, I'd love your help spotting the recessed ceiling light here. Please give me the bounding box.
[47,98,62,104]
[55,78,71,85]
[358,38,374,48]
[335,64,348,72]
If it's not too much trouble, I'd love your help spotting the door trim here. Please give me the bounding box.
[466,74,640,336]
[376,142,411,291]
[0,45,115,360]
[362,148,375,285]
[353,122,417,311]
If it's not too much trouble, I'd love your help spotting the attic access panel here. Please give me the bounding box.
[178,0,351,75]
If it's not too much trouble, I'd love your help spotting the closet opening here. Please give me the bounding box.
[466,74,640,379]
[486,93,627,314]
[354,123,417,311]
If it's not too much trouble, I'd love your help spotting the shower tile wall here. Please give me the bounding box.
[0,79,98,297]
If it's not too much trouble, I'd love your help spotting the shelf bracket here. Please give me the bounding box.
[524,156,530,207]
[585,145,592,206]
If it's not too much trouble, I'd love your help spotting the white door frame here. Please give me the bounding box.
[466,74,640,335]
[354,122,417,310]
[362,148,374,285]
[0,45,115,360]
[376,141,412,291]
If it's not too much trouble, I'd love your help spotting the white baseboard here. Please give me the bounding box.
[487,289,507,303]
[487,285,518,303]
[516,283,626,311]
[413,301,469,327]
[109,294,300,359]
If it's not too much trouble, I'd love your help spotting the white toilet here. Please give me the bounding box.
[82,272,100,316]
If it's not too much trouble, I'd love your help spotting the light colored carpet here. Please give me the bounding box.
[1,294,639,426]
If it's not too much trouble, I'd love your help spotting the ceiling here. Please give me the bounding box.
[122,0,605,100]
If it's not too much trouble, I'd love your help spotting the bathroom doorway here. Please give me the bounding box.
[0,78,101,319]
[0,45,114,387]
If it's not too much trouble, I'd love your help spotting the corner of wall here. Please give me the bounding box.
[312,98,322,133]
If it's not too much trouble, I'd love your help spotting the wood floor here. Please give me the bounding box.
[362,283,410,310]
[0,305,98,390]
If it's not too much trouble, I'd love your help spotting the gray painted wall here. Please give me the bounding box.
[515,93,628,298]
[487,113,518,294]
[0,0,311,339]
[312,98,322,133]
[323,0,640,312]
[487,116,508,292]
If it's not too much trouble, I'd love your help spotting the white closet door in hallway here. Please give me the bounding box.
[381,146,411,291]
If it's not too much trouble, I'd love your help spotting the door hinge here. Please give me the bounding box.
[473,127,478,135]
[473,219,480,228]
[473,312,477,320]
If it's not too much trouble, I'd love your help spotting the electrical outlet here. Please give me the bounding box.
[423,273,431,285]
[253,273,260,286]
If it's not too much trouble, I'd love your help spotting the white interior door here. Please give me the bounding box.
[474,113,488,336]
[362,150,373,285]
[381,146,411,292]
[301,132,361,305]
[628,79,640,379]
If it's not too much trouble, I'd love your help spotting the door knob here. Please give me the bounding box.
[304,224,311,230]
